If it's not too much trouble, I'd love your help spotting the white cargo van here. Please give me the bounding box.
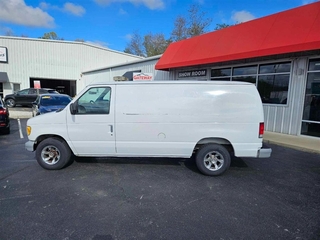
[25,81,271,176]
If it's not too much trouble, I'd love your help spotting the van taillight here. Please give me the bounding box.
[259,122,264,138]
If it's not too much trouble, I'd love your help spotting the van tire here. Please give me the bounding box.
[195,144,231,176]
[36,138,71,170]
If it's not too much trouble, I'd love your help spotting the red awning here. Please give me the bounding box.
[155,2,320,71]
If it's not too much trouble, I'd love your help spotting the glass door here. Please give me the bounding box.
[301,58,320,137]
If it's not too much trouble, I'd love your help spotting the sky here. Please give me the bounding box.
[0,0,319,52]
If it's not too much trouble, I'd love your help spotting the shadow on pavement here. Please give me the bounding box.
[72,155,248,174]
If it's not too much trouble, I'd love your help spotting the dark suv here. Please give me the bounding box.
[4,88,59,107]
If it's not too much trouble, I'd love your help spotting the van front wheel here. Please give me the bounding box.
[36,138,71,170]
[195,144,231,176]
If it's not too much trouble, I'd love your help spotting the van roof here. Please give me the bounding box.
[88,81,253,86]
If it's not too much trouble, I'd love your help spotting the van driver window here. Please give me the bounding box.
[77,87,111,114]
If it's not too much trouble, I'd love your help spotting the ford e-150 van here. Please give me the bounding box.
[25,81,271,176]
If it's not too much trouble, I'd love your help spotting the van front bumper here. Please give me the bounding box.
[257,147,272,158]
[25,141,35,152]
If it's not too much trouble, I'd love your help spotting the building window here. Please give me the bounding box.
[257,74,289,104]
[210,68,231,81]
[308,59,320,71]
[233,76,256,85]
[233,65,257,85]
[259,62,291,73]
[233,65,257,75]
[301,58,320,137]
[257,62,291,104]
[13,83,20,92]
[211,61,291,105]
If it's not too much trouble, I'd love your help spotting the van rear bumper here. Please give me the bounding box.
[257,147,272,158]
[25,141,35,152]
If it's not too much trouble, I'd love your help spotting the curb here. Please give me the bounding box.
[9,110,33,119]
[263,131,320,154]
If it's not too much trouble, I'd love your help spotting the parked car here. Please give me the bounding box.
[32,94,72,117]
[0,96,10,134]
[4,88,59,108]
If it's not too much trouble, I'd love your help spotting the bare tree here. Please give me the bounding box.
[40,32,64,40]
[187,4,211,37]
[124,4,212,56]
[3,30,27,37]
[124,31,145,57]
[215,23,232,30]
[143,33,170,57]
[75,39,85,42]
[170,4,212,41]
[5,29,14,36]
[170,15,188,42]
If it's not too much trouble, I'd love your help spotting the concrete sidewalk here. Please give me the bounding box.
[8,108,320,154]
[263,131,320,154]
[9,107,33,119]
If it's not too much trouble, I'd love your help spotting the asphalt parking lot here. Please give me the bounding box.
[0,118,320,240]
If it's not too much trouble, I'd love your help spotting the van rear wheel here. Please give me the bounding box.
[195,144,231,176]
[36,138,71,170]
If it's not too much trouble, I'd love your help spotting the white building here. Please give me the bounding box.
[0,36,142,97]
[79,55,170,89]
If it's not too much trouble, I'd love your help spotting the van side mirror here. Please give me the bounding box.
[70,103,77,115]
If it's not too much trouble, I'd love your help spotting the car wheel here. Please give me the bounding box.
[195,144,231,176]
[36,137,72,170]
[5,98,16,108]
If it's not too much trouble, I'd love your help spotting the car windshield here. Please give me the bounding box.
[47,90,59,94]
[40,95,71,106]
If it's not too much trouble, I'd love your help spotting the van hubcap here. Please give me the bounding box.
[203,151,224,171]
[41,145,60,165]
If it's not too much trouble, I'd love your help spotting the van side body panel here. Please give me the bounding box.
[114,83,263,157]
[66,86,116,155]
[25,109,75,151]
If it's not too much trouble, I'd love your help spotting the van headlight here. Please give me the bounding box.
[26,126,31,136]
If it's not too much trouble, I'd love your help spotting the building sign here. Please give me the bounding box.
[133,73,153,81]
[0,47,8,63]
[114,76,128,81]
[178,69,207,78]
[34,80,41,89]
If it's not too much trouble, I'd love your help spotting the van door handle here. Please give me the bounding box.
[109,125,113,134]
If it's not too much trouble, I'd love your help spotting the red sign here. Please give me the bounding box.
[34,80,41,89]
[133,73,153,81]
